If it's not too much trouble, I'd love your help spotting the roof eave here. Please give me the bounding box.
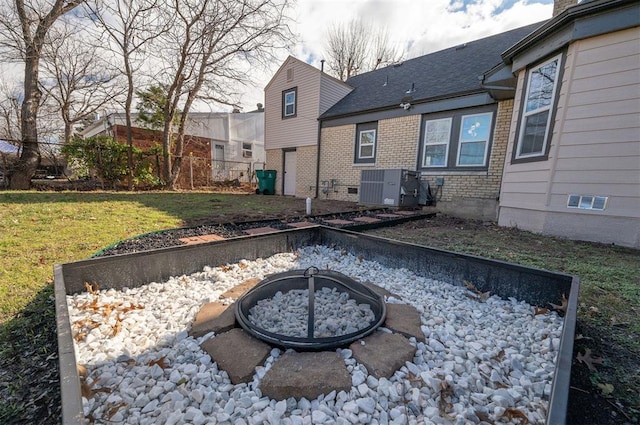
[502,0,634,63]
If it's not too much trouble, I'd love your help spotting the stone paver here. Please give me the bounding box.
[200,328,271,384]
[220,277,261,300]
[384,303,425,342]
[376,213,401,218]
[189,302,237,338]
[350,331,417,379]
[323,219,355,226]
[352,216,382,223]
[260,351,351,400]
[198,234,226,242]
[286,221,318,229]
[178,234,225,245]
[243,226,280,235]
[394,210,420,216]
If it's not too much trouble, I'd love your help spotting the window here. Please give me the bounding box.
[282,87,297,118]
[515,54,562,159]
[423,118,451,167]
[457,113,492,166]
[418,106,496,171]
[567,195,608,210]
[354,122,377,164]
[242,142,252,158]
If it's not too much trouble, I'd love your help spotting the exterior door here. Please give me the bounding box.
[213,144,227,179]
[283,150,296,196]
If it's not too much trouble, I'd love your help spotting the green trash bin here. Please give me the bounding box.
[255,169,277,195]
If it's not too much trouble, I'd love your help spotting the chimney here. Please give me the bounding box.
[553,0,579,17]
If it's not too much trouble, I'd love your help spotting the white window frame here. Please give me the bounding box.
[283,89,296,118]
[516,54,562,159]
[242,142,253,158]
[456,112,492,167]
[567,194,608,210]
[422,117,452,168]
[357,129,376,160]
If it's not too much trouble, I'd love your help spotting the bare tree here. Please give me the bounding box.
[0,81,22,144]
[324,19,403,81]
[153,0,294,189]
[40,18,124,145]
[0,0,87,189]
[88,0,168,189]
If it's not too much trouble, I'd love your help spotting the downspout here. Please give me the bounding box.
[315,119,321,198]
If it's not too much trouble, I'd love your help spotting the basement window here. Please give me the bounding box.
[567,195,608,210]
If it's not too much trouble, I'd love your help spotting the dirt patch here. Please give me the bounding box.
[183,197,371,227]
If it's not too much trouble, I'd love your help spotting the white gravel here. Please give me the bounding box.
[69,245,563,424]
[248,287,376,338]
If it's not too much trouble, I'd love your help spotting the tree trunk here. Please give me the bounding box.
[10,48,41,189]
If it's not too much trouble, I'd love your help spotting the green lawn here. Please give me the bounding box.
[0,191,637,423]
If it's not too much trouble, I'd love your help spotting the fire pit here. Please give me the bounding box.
[235,268,386,350]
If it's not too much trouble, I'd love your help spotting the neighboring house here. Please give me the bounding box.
[314,23,542,220]
[498,0,640,248]
[79,110,265,185]
[264,56,352,196]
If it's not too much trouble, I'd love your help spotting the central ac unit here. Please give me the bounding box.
[359,169,420,207]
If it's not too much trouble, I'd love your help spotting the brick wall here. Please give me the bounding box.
[423,99,513,220]
[317,102,513,221]
[265,149,283,194]
[295,145,318,198]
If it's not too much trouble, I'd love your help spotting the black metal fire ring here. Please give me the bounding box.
[234,268,386,351]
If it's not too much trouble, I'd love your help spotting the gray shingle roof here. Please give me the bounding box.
[320,22,544,120]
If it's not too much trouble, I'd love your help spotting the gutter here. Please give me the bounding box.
[502,0,636,63]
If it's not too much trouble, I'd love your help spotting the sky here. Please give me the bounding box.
[0,0,556,115]
[236,0,555,111]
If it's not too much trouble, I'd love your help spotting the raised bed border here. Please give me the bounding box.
[55,226,578,425]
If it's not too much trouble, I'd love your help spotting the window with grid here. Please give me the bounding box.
[282,87,297,118]
[354,122,377,164]
[516,54,561,159]
[422,118,451,167]
[457,113,492,166]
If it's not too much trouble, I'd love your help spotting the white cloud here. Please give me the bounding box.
[237,0,553,111]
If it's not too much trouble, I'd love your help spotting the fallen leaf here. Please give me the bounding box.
[84,282,100,295]
[238,262,248,269]
[463,280,490,302]
[357,255,364,263]
[148,356,169,369]
[504,407,529,424]
[597,382,614,396]
[588,306,599,317]
[534,305,549,316]
[407,372,421,383]
[107,402,127,420]
[438,380,455,420]
[549,294,568,314]
[576,348,604,372]
[220,265,232,272]
[492,349,505,361]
